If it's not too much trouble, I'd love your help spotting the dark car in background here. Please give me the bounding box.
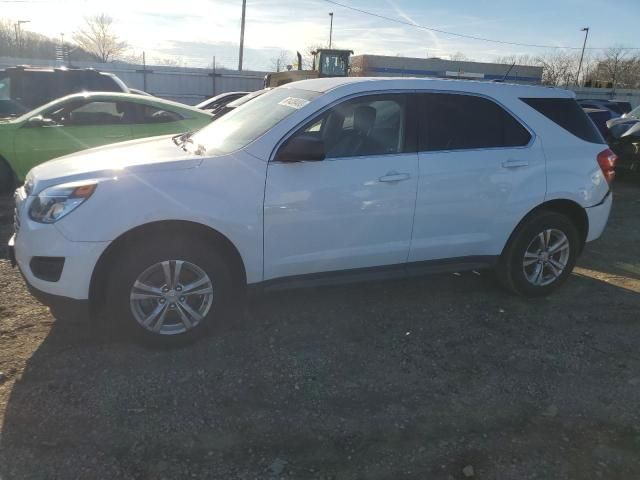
[601,105,640,173]
[612,100,632,114]
[607,107,640,173]
[577,102,640,174]
[196,89,268,120]
[584,108,612,138]
[577,99,624,117]
[0,66,128,119]
[195,91,248,115]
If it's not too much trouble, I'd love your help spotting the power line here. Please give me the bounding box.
[323,0,640,51]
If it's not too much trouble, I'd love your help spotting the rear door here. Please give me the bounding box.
[409,92,546,263]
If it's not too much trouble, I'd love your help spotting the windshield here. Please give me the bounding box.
[13,95,74,122]
[187,87,319,155]
[226,88,269,108]
[0,72,17,117]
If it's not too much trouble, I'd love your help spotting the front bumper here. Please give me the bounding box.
[11,185,109,301]
[9,235,90,319]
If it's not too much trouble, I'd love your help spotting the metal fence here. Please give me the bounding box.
[4,57,640,109]
[0,56,267,105]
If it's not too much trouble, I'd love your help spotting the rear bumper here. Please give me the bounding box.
[585,190,613,242]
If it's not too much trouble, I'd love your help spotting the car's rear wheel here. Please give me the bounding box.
[106,235,232,345]
[497,211,580,297]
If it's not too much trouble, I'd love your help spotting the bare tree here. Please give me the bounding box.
[535,51,580,86]
[449,51,469,62]
[153,56,188,68]
[495,54,537,66]
[269,50,294,72]
[0,18,17,54]
[593,46,640,88]
[73,14,127,63]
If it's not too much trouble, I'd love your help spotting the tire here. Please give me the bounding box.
[496,210,580,297]
[105,234,233,346]
[0,158,16,196]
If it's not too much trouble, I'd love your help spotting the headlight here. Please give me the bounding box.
[28,181,97,224]
[24,172,34,196]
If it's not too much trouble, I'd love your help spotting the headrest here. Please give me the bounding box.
[353,105,376,134]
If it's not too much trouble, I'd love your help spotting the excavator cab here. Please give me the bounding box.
[313,49,352,77]
[264,49,352,88]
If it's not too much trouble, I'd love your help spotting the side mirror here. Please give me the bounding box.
[275,134,325,162]
[26,115,56,127]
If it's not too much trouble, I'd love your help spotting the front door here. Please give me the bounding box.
[263,93,419,281]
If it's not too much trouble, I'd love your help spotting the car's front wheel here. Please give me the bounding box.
[106,235,232,345]
[497,211,580,297]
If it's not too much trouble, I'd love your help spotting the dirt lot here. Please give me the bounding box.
[0,182,639,480]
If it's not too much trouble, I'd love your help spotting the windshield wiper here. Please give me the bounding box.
[172,132,195,151]
[172,132,206,155]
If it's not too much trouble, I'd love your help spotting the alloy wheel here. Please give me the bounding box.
[129,260,214,335]
[522,228,570,287]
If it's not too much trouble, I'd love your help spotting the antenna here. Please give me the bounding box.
[501,61,516,82]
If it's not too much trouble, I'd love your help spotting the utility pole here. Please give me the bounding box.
[142,51,147,92]
[238,0,246,71]
[212,55,217,96]
[575,27,589,86]
[15,20,30,55]
[329,12,334,48]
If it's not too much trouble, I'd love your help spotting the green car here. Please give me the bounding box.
[0,92,213,191]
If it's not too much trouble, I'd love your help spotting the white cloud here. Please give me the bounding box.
[1,0,553,69]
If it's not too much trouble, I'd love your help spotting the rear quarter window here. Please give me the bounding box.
[521,98,605,144]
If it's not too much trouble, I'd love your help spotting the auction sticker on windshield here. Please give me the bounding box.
[278,97,310,109]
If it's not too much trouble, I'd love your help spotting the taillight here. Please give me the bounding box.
[597,148,617,183]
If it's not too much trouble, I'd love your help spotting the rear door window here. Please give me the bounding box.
[138,105,185,123]
[52,100,136,126]
[0,73,10,100]
[521,98,605,144]
[419,93,531,152]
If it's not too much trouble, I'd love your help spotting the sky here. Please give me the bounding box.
[2,0,640,71]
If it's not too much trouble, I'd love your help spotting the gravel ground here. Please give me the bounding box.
[0,181,639,479]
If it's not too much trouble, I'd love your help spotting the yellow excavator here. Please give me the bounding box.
[264,49,353,88]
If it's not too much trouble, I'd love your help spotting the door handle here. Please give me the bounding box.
[104,135,126,139]
[502,159,529,168]
[379,172,411,183]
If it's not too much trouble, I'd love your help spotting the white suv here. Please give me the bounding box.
[9,77,616,343]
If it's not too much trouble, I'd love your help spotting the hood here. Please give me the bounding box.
[0,116,19,124]
[621,122,640,139]
[29,135,203,194]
